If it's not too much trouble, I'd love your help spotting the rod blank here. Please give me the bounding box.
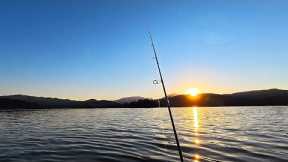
[149,32,184,162]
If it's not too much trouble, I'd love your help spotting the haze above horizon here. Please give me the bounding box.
[1,1,288,100]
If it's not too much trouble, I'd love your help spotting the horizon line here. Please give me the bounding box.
[0,88,284,101]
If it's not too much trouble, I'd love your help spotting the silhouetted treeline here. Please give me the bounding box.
[0,89,288,109]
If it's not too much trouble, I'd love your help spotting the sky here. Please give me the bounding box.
[0,0,288,100]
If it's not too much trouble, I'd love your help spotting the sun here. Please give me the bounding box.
[186,88,200,97]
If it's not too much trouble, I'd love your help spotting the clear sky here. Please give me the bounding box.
[1,0,288,100]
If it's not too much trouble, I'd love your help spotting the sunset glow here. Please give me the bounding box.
[186,88,200,97]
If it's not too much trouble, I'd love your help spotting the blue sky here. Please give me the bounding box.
[0,0,288,100]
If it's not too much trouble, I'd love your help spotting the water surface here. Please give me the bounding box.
[0,106,287,162]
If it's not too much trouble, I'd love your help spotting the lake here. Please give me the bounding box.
[0,107,287,162]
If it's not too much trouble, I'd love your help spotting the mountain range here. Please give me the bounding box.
[0,89,288,109]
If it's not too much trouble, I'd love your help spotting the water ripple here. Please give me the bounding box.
[0,107,287,162]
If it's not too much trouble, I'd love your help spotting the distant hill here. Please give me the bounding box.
[165,89,288,107]
[0,95,78,107]
[115,96,145,104]
[0,98,39,109]
[0,89,288,109]
[231,88,288,97]
[131,89,288,107]
[0,95,120,109]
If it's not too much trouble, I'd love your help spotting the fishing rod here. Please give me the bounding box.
[149,33,184,162]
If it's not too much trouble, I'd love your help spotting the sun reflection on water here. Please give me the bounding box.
[194,139,200,145]
[192,107,201,162]
[193,107,199,129]
[193,154,201,162]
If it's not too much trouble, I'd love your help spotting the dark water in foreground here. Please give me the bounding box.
[0,107,287,162]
